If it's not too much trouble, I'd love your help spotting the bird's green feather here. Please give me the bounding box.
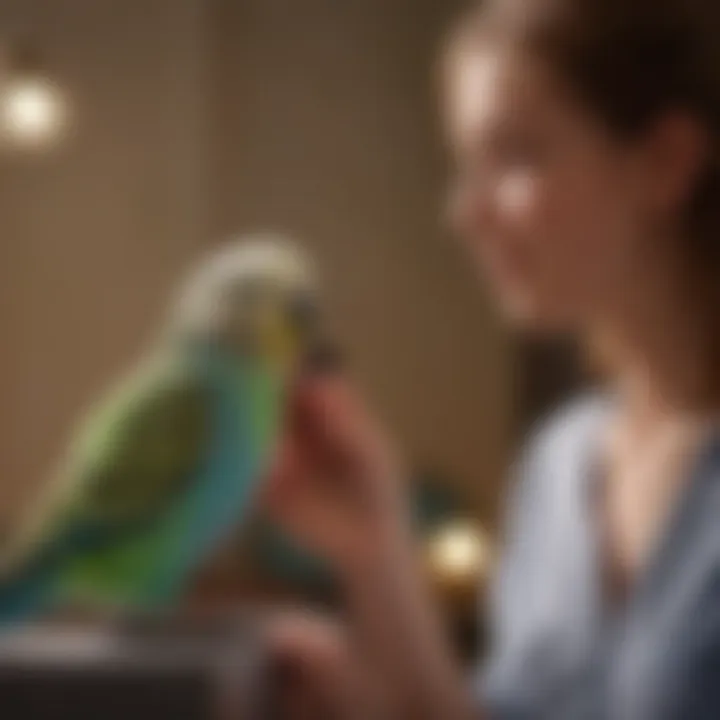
[3,354,208,579]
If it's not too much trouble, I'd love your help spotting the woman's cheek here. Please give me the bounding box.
[494,174,575,311]
[492,172,549,280]
[496,172,544,235]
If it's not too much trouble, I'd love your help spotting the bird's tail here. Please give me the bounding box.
[0,563,55,628]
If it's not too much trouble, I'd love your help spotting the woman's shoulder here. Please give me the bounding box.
[507,391,610,518]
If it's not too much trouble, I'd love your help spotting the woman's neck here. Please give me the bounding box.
[595,235,714,419]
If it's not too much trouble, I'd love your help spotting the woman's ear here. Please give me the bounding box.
[643,111,711,216]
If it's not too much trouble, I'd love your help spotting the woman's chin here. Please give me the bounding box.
[499,293,581,335]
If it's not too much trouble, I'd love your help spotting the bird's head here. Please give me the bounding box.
[170,235,331,373]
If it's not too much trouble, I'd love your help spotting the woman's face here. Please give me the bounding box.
[446,47,652,331]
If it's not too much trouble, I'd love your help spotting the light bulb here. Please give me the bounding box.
[427,520,490,583]
[2,77,66,147]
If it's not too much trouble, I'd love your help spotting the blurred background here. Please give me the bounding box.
[0,0,583,668]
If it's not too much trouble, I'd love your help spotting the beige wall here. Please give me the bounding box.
[0,0,512,527]
[0,0,207,523]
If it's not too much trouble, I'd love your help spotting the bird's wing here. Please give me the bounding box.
[2,356,209,573]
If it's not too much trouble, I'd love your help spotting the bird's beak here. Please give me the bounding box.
[287,293,341,375]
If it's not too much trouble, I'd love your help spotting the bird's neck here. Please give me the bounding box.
[176,339,293,386]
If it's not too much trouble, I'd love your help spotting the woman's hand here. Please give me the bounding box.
[265,610,387,720]
[264,374,412,573]
[263,375,476,720]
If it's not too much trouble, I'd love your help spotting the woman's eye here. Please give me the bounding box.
[456,132,544,183]
[496,134,545,167]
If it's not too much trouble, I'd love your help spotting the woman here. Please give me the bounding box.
[266,0,720,717]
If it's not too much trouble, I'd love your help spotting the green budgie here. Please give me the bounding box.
[0,235,327,624]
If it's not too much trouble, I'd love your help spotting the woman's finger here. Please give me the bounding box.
[262,436,308,510]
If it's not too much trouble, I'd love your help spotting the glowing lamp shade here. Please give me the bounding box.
[1,77,66,148]
[427,520,491,584]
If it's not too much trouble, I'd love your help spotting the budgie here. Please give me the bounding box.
[0,235,327,625]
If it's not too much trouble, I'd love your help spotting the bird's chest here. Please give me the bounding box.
[159,364,282,573]
[174,387,260,547]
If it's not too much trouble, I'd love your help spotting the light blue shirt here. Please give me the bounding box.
[479,395,720,719]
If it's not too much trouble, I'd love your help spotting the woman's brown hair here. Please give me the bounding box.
[447,0,720,402]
